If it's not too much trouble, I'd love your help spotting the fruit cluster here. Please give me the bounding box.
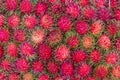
[0,0,120,80]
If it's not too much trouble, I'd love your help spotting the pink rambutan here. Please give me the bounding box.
[55,44,70,61]
[24,15,37,29]
[5,0,17,10]
[47,29,62,44]
[115,37,120,51]
[8,14,20,28]
[61,62,73,75]
[20,0,32,13]
[82,35,93,48]
[90,20,103,35]
[20,42,34,56]
[40,14,53,28]
[98,34,111,49]
[77,63,91,77]
[8,73,19,80]
[67,35,78,47]
[78,0,89,6]
[72,49,86,62]
[66,3,80,18]
[38,43,51,60]
[110,0,118,8]
[14,29,26,42]
[0,59,11,71]
[104,51,118,64]
[93,0,106,7]
[0,72,6,80]
[34,2,47,15]
[54,76,63,80]
[31,29,45,44]
[86,76,95,80]
[57,16,72,32]
[94,65,108,78]
[82,6,95,19]
[0,14,4,27]
[7,42,18,57]
[0,28,9,42]
[38,74,49,80]
[111,65,120,78]
[47,61,58,74]
[75,20,88,35]
[15,58,29,72]
[90,49,101,62]
[114,9,120,20]
[106,23,118,35]
[32,60,43,72]
[97,8,111,20]
[51,4,62,13]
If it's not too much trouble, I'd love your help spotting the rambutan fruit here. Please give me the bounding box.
[66,3,80,18]
[90,20,103,35]
[54,76,63,80]
[115,37,120,51]
[34,2,47,15]
[98,34,111,49]
[111,65,120,78]
[82,6,95,19]
[13,29,26,42]
[51,4,62,13]
[38,43,51,60]
[67,35,79,47]
[32,60,43,72]
[15,58,29,72]
[47,29,62,45]
[20,42,34,56]
[0,72,6,80]
[110,0,118,8]
[6,42,18,57]
[0,28,9,42]
[61,62,73,75]
[94,65,108,78]
[106,23,118,35]
[5,0,17,10]
[82,35,93,48]
[38,74,49,80]
[20,0,32,13]
[8,14,20,28]
[57,16,72,32]
[40,14,53,28]
[104,51,118,64]
[86,76,95,80]
[114,9,120,20]
[55,44,70,61]
[90,49,101,62]
[0,59,11,71]
[31,28,45,44]
[24,15,37,29]
[78,0,89,6]
[8,73,19,80]
[47,61,58,74]
[93,0,106,7]
[77,63,91,77]
[75,20,88,35]
[72,49,86,62]
[97,8,111,20]
[23,72,33,80]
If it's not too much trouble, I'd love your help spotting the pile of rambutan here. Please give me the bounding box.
[0,0,120,80]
